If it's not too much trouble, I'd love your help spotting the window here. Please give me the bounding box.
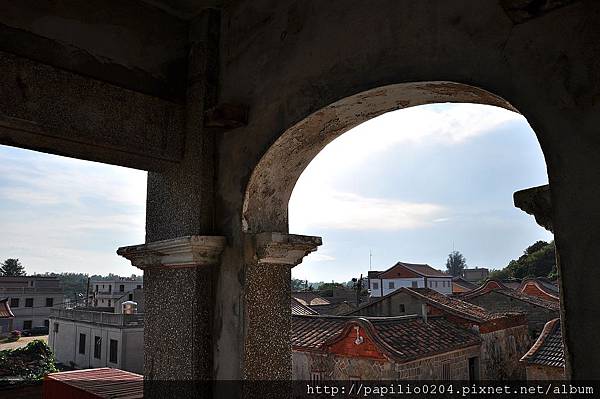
[119,284,125,292]
[442,361,451,380]
[108,300,111,307]
[79,333,86,354]
[53,323,59,333]
[372,282,379,290]
[399,304,405,313]
[93,300,98,306]
[9,298,19,308]
[23,320,32,330]
[46,298,54,307]
[108,285,112,293]
[96,285,99,292]
[388,281,395,289]
[25,298,34,307]
[434,281,438,288]
[411,281,418,288]
[109,339,118,363]
[94,336,102,359]
[136,284,141,289]
[128,294,133,301]
[44,320,49,328]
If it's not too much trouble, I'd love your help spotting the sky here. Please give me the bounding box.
[0,103,552,279]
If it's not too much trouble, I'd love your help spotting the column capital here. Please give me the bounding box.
[514,184,553,232]
[117,235,226,270]
[252,232,322,266]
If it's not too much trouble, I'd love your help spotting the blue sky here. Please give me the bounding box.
[0,103,552,279]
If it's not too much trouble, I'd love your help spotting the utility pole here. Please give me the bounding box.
[85,276,90,308]
[369,250,372,271]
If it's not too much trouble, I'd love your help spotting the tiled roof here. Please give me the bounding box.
[45,368,142,399]
[404,287,513,322]
[292,315,481,363]
[376,262,449,279]
[520,318,564,368]
[291,297,318,315]
[452,277,478,290]
[348,287,516,324]
[292,291,331,306]
[0,298,14,318]
[493,289,559,311]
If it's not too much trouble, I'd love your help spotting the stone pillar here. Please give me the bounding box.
[118,236,225,396]
[243,233,321,380]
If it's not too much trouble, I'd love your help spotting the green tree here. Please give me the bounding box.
[446,251,467,277]
[0,258,26,276]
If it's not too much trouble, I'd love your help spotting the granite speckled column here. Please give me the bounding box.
[118,236,225,396]
[243,233,321,380]
[135,7,221,391]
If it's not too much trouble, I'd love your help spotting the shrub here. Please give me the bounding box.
[0,339,58,380]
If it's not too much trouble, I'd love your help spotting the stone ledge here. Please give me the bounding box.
[253,232,322,266]
[117,235,226,269]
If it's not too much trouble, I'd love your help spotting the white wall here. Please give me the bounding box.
[49,317,143,373]
[370,277,452,297]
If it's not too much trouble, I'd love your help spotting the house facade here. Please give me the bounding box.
[91,278,143,309]
[348,287,530,379]
[369,262,452,298]
[0,276,64,331]
[48,308,144,373]
[292,315,481,381]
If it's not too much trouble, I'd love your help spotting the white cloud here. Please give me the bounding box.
[290,183,445,232]
[306,253,336,262]
[289,103,520,233]
[300,103,524,184]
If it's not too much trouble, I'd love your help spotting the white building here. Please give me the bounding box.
[48,308,144,374]
[368,262,452,297]
[91,278,142,308]
[0,276,64,331]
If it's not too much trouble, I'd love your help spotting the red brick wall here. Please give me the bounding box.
[328,325,387,361]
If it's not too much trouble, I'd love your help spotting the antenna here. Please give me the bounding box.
[369,250,372,271]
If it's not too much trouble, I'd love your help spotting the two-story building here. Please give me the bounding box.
[91,278,142,308]
[368,262,452,297]
[48,307,144,373]
[0,276,64,331]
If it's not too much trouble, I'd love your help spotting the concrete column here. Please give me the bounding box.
[118,236,225,394]
[242,233,321,380]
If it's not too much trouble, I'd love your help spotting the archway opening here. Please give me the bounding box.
[243,81,560,381]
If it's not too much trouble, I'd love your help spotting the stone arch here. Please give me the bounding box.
[242,81,526,234]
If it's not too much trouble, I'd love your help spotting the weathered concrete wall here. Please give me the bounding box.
[526,364,566,380]
[292,346,480,380]
[466,291,558,337]
[480,325,530,380]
